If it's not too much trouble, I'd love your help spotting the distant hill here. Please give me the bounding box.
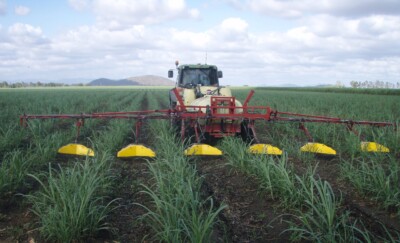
[126,75,174,86]
[280,83,300,87]
[88,78,139,86]
[314,84,334,88]
[88,75,174,86]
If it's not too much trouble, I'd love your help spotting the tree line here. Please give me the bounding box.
[0,81,85,88]
[349,80,400,89]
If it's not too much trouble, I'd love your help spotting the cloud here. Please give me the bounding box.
[8,23,43,38]
[52,24,151,55]
[6,23,48,47]
[0,0,6,15]
[230,0,400,18]
[68,0,90,11]
[94,0,199,28]
[1,11,400,85]
[163,16,400,84]
[297,15,400,58]
[220,18,248,36]
[15,5,30,16]
[0,23,50,78]
[166,18,251,52]
[209,18,251,51]
[68,0,200,29]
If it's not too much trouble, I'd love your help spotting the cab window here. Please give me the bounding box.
[180,68,217,86]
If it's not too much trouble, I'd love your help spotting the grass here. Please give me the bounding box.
[341,155,400,213]
[139,121,225,242]
[0,150,32,199]
[256,86,400,96]
[0,87,399,241]
[26,154,118,242]
[287,178,372,242]
[0,132,69,200]
[221,137,314,208]
[0,124,25,155]
[220,137,378,241]
[22,91,148,241]
[0,89,147,241]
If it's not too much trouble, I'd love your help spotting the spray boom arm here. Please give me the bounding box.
[20,89,396,157]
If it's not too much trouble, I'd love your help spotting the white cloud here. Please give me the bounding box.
[220,18,248,34]
[231,0,400,18]
[165,18,251,52]
[8,23,42,36]
[210,18,251,50]
[169,29,211,50]
[68,0,200,29]
[7,23,47,45]
[296,15,400,59]
[94,0,199,26]
[302,14,400,38]
[1,7,400,85]
[0,23,50,78]
[68,0,90,11]
[15,5,30,16]
[189,8,200,19]
[52,24,150,55]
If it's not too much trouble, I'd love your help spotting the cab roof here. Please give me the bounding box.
[178,64,218,69]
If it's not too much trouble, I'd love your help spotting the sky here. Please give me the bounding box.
[1,0,400,86]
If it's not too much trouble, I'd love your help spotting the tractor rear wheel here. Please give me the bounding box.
[240,121,255,144]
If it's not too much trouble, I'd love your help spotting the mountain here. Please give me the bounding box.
[314,84,334,88]
[88,78,139,86]
[87,75,174,86]
[126,75,174,86]
[279,83,300,87]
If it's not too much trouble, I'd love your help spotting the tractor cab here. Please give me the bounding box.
[168,62,223,88]
[168,62,229,107]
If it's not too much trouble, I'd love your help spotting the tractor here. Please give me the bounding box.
[167,61,255,155]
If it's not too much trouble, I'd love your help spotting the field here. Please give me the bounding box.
[0,87,399,242]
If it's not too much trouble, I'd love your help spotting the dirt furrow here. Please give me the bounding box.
[196,157,293,242]
[107,91,154,242]
[155,92,294,241]
[258,120,400,238]
[311,158,400,237]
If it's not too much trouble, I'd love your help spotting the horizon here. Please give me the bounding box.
[2,73,399,88]
[1,0,400,86]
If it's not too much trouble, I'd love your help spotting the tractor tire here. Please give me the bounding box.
[240,121,255,144]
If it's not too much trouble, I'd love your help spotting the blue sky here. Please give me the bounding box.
[1,0,400,86]
[2,1,94,34]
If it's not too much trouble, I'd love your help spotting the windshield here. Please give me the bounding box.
[180,68,218,86]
